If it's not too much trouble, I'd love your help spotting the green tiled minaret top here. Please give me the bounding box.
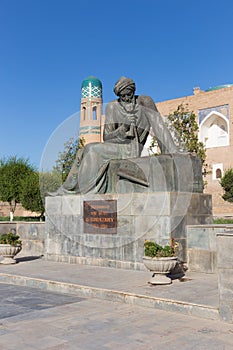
[81,76,102,98]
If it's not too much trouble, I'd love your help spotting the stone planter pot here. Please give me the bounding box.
[0,244,22,264]
[143,256,178,285]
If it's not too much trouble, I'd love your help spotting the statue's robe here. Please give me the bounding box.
[60,96,177,194]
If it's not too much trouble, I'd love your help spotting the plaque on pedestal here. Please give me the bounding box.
[83,200,117,234]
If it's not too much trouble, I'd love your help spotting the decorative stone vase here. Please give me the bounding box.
[143,256,178,285]
[0,244,22,264]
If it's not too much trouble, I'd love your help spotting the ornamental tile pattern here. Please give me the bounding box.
[82,85,102,98]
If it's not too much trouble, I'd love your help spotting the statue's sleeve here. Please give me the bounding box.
[103,103,129,143]
[138,95,178,153]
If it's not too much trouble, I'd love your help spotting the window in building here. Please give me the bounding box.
[216,168,222,179]
[93,106,97,120]
[83,107,86,120]
[212,163,223,180]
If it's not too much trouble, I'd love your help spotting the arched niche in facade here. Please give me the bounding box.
[199,111,229,148]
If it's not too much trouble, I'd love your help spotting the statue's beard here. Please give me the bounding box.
[119,97,135,112]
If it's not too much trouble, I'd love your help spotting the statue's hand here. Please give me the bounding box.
[129,115,137,125]
[119,124,136,140]
[122,124,130,132]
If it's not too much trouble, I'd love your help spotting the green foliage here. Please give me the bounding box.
[39,171,62,199]
[0,156,61,219]
[213,218,233,224]
[148,136,161,155]
[0,232,21,246]
[150,104,206,161]
[20,171,62,218]
[0,156,35,214]
[144,239,178,258]
[0,216,42,222]
[149,104,208,184]
[53,137,85,182]
[167,104,206,162]
[220,168,233,203]
[20,172,45,217]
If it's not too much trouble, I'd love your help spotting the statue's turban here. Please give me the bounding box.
[114,77,136,96]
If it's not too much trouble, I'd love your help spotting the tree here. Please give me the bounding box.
[220,168,233,203]
[20,171,61,219]
[53,136,85,182]
[0,156,35,220]
[20,172,44,217]
[167,104,206,162]
[150,103,207,168]
[39,171,62,203]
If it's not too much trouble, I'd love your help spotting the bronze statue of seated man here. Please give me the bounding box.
[50,76,178,195]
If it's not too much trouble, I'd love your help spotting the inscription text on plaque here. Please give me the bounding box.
[83,200,117,234]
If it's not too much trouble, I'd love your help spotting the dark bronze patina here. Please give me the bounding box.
[49,76,178,196]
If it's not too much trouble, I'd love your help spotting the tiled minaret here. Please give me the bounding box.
[80,76,103,144]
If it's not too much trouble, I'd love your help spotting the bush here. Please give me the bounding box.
[220,168,233,203]
[0,232,21,246]
[144,239,178,258]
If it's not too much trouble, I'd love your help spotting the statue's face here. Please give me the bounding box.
[119,88,135,103]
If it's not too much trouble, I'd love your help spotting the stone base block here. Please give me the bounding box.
[45,191,212,269]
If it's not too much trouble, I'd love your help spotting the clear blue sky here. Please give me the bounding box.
[1,0,233,169]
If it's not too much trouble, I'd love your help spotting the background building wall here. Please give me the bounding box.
[0,201,38,217]
[156,86,233,216]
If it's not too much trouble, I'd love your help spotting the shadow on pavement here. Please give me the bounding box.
[16,255,44,263]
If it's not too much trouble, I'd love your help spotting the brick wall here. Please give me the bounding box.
[0,201,38,217]
[156,86,233,215]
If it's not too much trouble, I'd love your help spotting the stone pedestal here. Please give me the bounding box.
[45,154,212,270]
[45,191,212,270]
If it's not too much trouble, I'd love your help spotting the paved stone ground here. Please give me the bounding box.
[0,283,84,320]
[0,257,218,307]
[0,283,233,350]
